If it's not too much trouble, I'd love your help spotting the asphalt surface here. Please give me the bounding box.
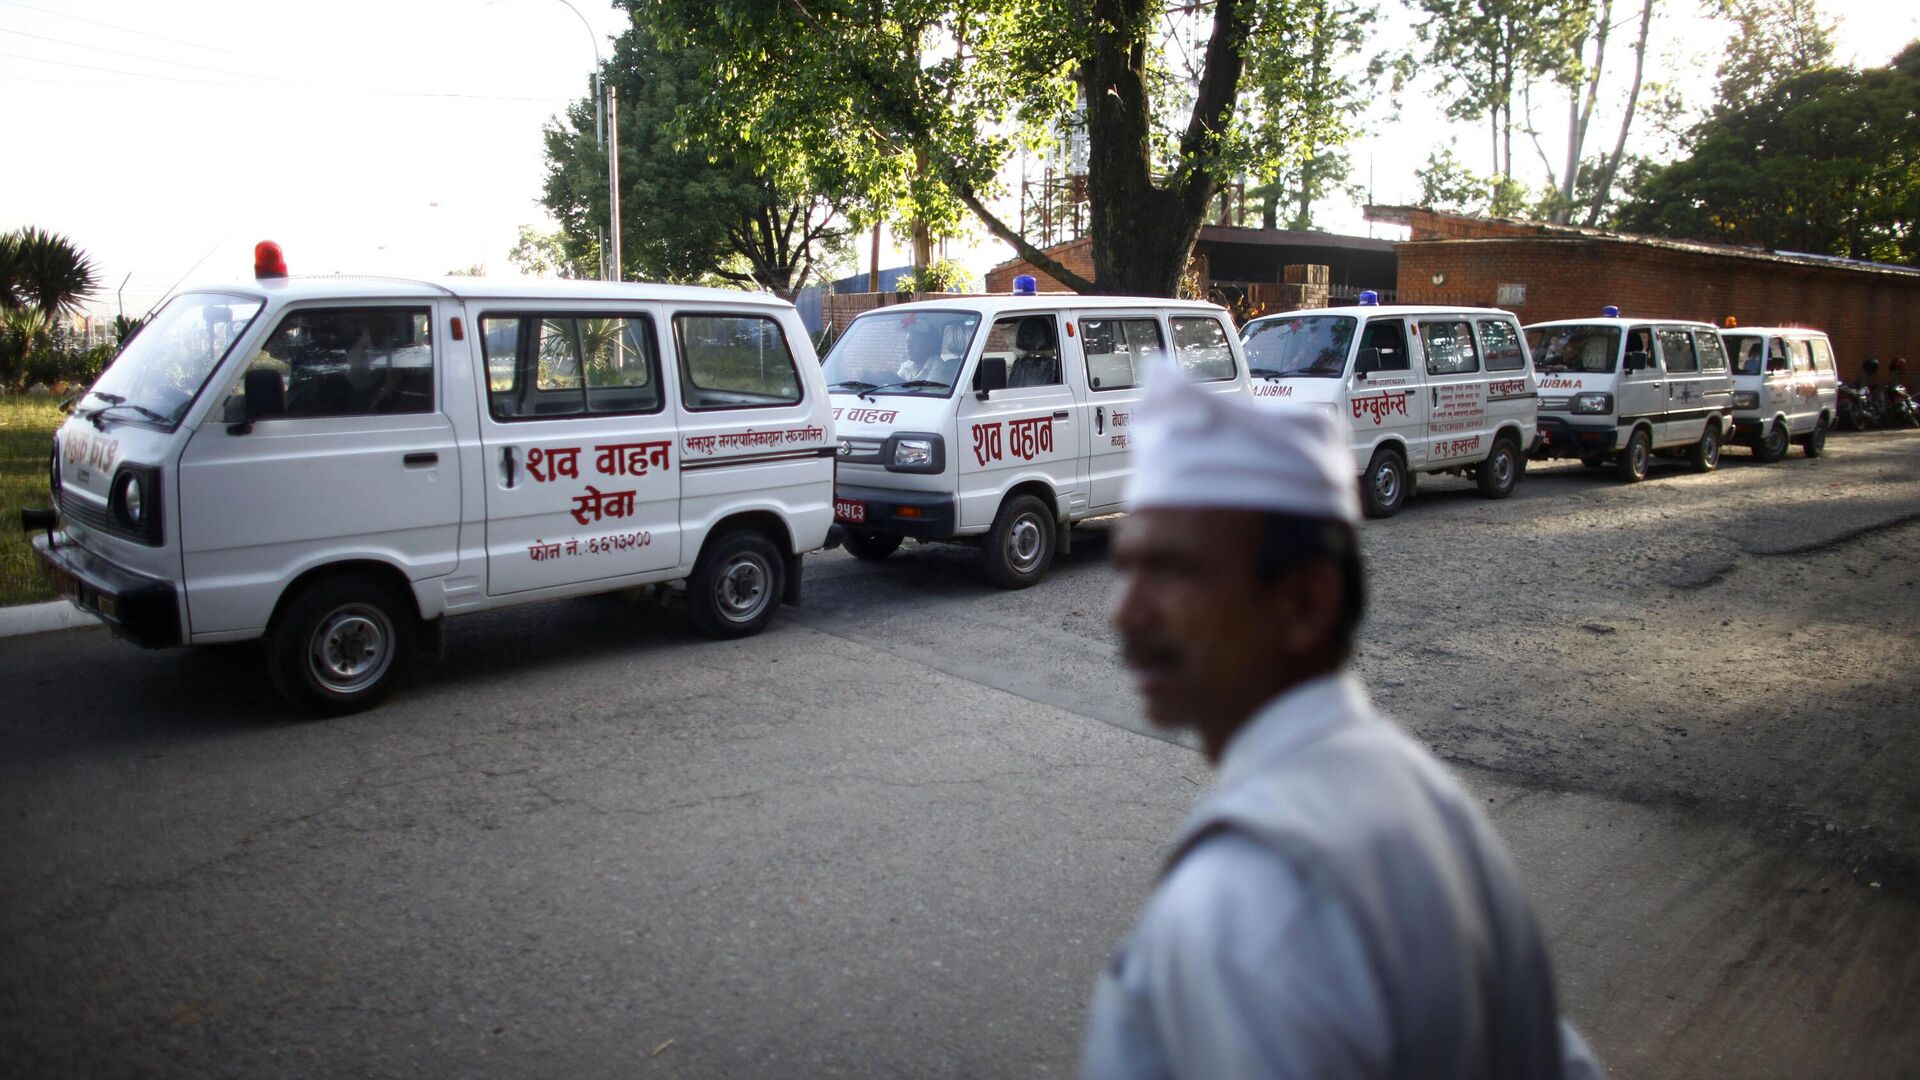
[3,429,1918,1078]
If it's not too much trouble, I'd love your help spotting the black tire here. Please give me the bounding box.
[1689,423,1722,473]
[268,574,414,715]
[1615,428,1652,483]
[1801,417,1829,458]
[1838,401,1864,431]
[1475,437,1520,499]
[1361,447,1409,518]
[1756,419,1790,463]
[841,527,903,562]
[983,494,1056,589]
[687,530,785,639]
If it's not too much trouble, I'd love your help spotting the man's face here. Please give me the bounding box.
[1109,508,1336,757]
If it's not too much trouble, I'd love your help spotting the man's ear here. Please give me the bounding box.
[1269,561,1343,658]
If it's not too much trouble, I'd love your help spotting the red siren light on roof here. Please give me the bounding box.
[254,241,288,279]
[1724,315,1738,328]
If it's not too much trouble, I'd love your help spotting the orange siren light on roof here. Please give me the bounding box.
[1724,316,1738,328]
[254,241,289,279]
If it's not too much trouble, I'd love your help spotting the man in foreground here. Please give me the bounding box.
[1082,369,1600,1078]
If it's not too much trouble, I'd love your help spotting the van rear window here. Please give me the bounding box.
[481,314,661,420]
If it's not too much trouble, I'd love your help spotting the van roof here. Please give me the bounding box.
[1718,326,1828,337]
[1523,317,1719,332]
[179,274,793,308]
[1246,304,1518,323]
[852,294,1229,319]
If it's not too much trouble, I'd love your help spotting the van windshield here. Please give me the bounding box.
[1240,315,1355,378]
[821,310,981,397]
[1526,325,1621,373]
[82,292,264,427]
[1723,334,1764,375]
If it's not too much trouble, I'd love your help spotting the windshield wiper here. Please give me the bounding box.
[858,379,946,401]
[1250,366,1295,379]
[88,401,172,430]
[830,380,878,393]
[84,389,126,405]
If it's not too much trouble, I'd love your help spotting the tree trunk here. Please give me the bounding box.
[1588,0,1654,226]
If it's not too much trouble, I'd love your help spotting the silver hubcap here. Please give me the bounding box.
[1373,463,1400,504]
[715,554,771,622]
[1006,514,1045,573]
[1491,450,1513,488]
[1632,439,1648,474]
[1767,425,1788,455]
[1703,434,1719,465]
[309,605,393,694]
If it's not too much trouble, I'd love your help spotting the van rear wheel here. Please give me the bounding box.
[1475,437,1520,499]
[1802,418,1829,458]
[841,527,903,562]
[268,574,414,715]
[1689,424,1722,473]
[1362,448,1409,518]
[984,494,1056,589]
[688,530,785,639]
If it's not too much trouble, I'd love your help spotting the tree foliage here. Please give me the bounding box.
[1711,0,1835,111]
[541,10,863,291]
[0,227,98,390]
[1620,41,1920,265]
[1239,0,1379,229]
[1412,0,1589,185]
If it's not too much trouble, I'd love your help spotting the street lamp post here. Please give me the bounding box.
[554,0,618,281]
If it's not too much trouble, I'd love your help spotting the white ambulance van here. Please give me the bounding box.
[820,281,1249,587]
[1718,324,1838,460]
[23,244,836,713]
[1238,295,1538,518]
[1524,308,1735,482]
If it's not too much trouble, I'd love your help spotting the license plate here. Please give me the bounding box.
[834,499,866,524]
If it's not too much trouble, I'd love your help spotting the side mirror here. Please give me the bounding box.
[1624,350,1649,372]
[1353,347,1381,377]
[232,368,286,431]
[976,357,1007,399]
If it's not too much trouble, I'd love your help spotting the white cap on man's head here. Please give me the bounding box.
[1123,363,1361,526]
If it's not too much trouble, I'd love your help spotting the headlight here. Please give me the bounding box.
[1570,392,1614,415]
[115,471,144,526]
[882,432,945,474]
[1732,391,1759,410]
[893,438,934,468]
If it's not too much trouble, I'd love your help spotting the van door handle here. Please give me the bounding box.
[502,446,518,488]
[1095,406,1105,433]
[1053,410,1070,420]
[403,452,438,467]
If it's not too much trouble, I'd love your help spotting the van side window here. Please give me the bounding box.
[1658,329,1699,373]
[1081,317,1163,391]
[1419,320,1479,375]
[1767,337,1791,372]
[674,314,802,410]
[1169,316,1237,381]
[1361,319,1411,370]
[981,315,1063,389]
[1809,337,1835,372]
[1790,339,1814,373]
[1693,330,1729,372]
[482,314,661,420]
[1477,319,1525,371]
[234,307,434,419]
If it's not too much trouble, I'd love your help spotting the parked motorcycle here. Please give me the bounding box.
[1885,381,1919,428]
[1838,379,1880,430]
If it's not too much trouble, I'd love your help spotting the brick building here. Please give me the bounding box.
[1369,206,1920,382]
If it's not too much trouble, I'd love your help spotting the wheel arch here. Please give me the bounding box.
[267,559,422,634]
[698,509,796,560]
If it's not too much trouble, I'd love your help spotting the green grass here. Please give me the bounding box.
[1,396,64,606]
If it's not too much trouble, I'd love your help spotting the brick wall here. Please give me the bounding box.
[1394,237,1920,382]
[818,291,975,337]
[985,238,1096,293]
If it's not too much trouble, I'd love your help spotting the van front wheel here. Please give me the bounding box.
[984,495,1056,589]
[268,574,414,715]
[1362,448,1408,518]
[1475,437,1520,499]
[1757,420,1791,462]
[1615,429,1652,483]
[689,530,785,639]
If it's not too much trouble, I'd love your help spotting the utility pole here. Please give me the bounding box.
[607,84,621,282]
[555,0,613,280]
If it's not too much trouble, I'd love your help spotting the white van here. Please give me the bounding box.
[1719,325,1838,459]
[820,288,1249,586]
[1524,310,1735,482]
[1238,298,1539,518]
[23,246,836,712]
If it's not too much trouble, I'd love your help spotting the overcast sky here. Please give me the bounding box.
[2,0,1912,317]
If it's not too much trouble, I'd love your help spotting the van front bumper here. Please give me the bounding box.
[30,529,182,648]
[830,483,958,540]
[1532,417,1619,458]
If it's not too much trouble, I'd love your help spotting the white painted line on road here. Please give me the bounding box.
[0,600,95,639]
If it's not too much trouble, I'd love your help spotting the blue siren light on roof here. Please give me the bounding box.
[1602,305,1620,317]
[1358,290,1379,306]
[1012,274,1038,296]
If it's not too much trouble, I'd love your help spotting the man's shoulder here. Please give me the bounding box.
[1137,831,1314,958]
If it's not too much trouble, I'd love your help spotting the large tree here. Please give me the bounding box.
[0,227,98,388]
[542,13,861,291]
[648,0,1304,295]
[1240,0,1378,230]
[1619,42,1920,265]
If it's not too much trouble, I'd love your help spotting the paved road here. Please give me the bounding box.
[3,431,1918,1077]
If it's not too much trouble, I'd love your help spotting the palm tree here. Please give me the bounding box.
[0,227,99,388]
